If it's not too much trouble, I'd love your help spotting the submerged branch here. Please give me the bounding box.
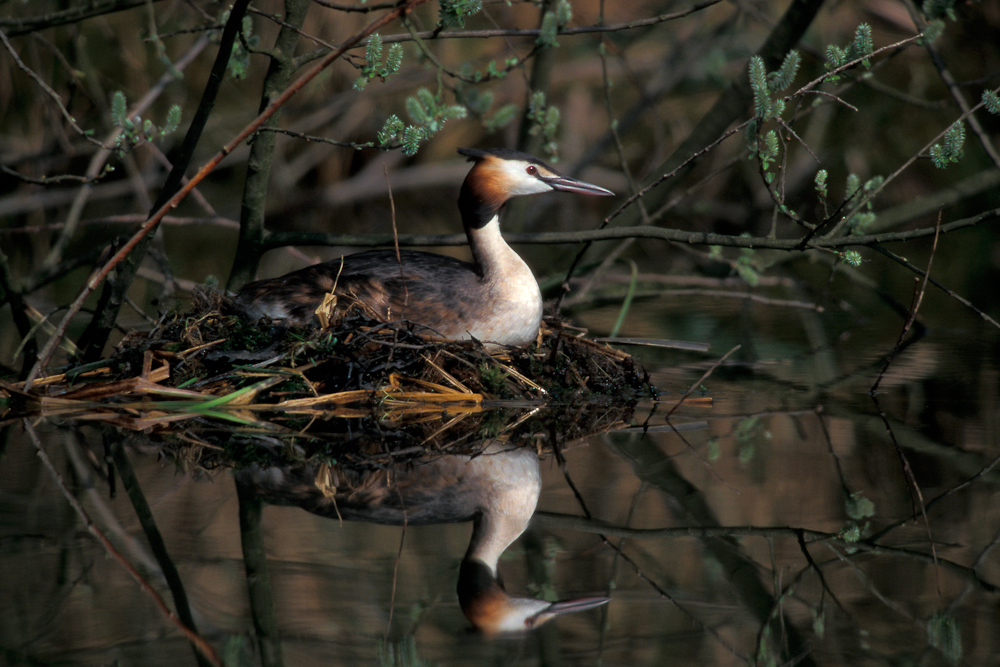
[24,420,222,666]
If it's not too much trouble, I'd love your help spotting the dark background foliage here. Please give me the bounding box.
[1,0,998,373]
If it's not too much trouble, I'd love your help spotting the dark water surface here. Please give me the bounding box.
[2,293,998,667]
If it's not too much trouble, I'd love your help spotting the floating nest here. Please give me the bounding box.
[3,288,654,469]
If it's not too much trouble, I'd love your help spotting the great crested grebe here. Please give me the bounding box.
[239,441,610,633]
[235,148,613,346]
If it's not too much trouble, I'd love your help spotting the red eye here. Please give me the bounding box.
[526,165,538,176]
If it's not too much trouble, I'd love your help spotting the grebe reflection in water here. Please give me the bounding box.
[239,441,609,633]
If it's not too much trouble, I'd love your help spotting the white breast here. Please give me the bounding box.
[466,218,543,346]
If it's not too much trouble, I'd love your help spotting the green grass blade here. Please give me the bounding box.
[610,259,639,338]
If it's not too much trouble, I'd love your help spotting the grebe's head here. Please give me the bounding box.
[459,558,610,635]
[458,148,613,214]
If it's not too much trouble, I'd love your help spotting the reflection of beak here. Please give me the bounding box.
[544,175,615,197]
[531,596,612,627]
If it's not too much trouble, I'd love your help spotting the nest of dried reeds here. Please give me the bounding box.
[2,288,651,468]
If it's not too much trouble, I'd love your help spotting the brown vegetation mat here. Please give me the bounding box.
[2,289,653,468]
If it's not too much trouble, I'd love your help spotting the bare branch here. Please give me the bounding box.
[0,0,159,37]
[24,0,433,388]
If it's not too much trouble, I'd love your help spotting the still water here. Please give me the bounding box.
[1,291,998,667]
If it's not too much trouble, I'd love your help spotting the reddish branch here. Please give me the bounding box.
[23,0,431,389]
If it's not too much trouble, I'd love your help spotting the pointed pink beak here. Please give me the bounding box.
[542,175,614,197]
[530,595,611,627]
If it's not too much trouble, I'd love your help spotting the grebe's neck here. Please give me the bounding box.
[459,175,518,280]
[463,443,542,574]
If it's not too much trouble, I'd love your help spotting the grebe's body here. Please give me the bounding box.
[235,148,612,346]
[239,442,610,633]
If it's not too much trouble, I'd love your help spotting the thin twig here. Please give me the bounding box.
[872,213,941,394]
[904,0,1000,171]
[549,435,743,659]
[833,83,1000,235]
[361,0,727,44]
[666,344,740,419]
[869,214,942,587]
[384,164,408,310]
[23,0,431,390]
[383,162,407,367]
[0,29,107,149]
[556,13,651,315]
[1,0,153,36]
[41,33,211,273]
[0,165,99,185]
[384,485,408,640]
